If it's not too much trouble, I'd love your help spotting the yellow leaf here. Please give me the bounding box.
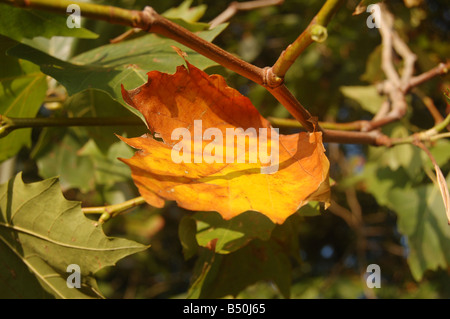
[119,60,330,224]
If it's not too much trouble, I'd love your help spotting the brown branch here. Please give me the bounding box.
[266,84,315,131]
[406,62,450,91]
[378,4,400,87]
[209,0,284,29]
[322,129,391,146]
[0,0,318,131]
[413,88,446,126]
[371,100,390,122]
[391,31,417,89]
[363,4,408,131]
[329,200,354,227]
[268,116,370,131]
[141,7,266,85]
[4,0,444,146]
[362,5,447,133]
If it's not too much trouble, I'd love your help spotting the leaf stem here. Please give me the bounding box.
[432,112,450,134]
[322,129,390,146]
[0,115,144,137]
[430,132,450,141]
[82,196,147,224]
[389,113,450,145]
[268,116,370,131]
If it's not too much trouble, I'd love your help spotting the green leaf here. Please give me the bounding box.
[0,173,148,298]
[388,175,450,281]
[78,139,134,187]
[178,216,199,260]
[362,159,450,281]
[31,89,145,193]
[188,214,302,298]
[33,127,95,193]
[367,124,424,180]
[193,211,275,254]
[189,239,291,299]
[340,85,386,114]
[33,127,134,193]
[162,0,207,23]
[422,139,450,170]
[62,89,145,152]
[362,162,411,207]
[0,36,47,162]
[361,45,383,83]
[7,23,228,117]
[0,4,98,42]
[387,125,423,179]
[297,201,322,217]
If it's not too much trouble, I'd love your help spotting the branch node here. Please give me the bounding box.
[375,133,392,147]
[140,6,158,31]
[263,67,284,88]
[310,25,328,43]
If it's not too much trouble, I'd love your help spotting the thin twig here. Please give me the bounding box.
[364,4,407,131]
[413,88,446,126]
[209,0,284,29]
[378,4,400,86]
[271,0,344,78]
[110,28,142,43]
[371,100,391,122]
[406,62,450,91]
[323,129,391,146]
[0,115,144,137]
[82,196,147,225]
[390,113,450,145]
[391,31,417,89]
[363,5,447,133]
[430,132,450,141]
[268,116,370,131]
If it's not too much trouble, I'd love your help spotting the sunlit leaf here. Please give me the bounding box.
[119,60,330,224]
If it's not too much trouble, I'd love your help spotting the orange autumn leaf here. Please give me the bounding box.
[119,60,330,224]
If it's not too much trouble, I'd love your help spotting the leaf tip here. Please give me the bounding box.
[171,45,188,59]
